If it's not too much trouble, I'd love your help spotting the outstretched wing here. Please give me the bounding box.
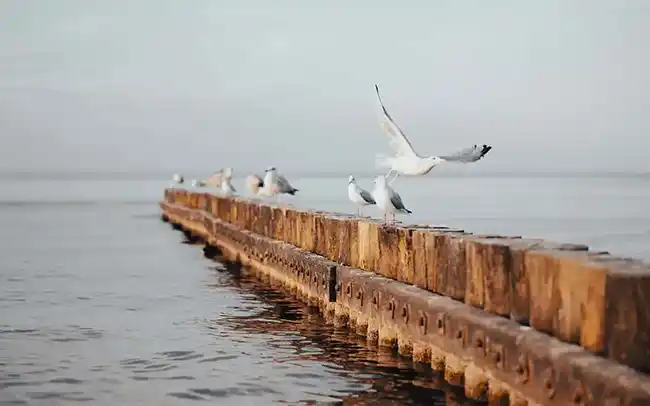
[437,144,493,163]
[375,84,418,157]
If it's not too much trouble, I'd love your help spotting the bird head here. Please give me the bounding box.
[426,156,443,165]
[265,166,276,173]
[348,175,355,184]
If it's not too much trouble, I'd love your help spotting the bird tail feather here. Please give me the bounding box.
[375,154,393,170]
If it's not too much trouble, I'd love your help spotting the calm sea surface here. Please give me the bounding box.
[1,174,649,405]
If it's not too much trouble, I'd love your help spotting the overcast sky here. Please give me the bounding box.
[0,1,648,175]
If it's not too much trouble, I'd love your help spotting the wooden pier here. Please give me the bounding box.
[160,189,650,405]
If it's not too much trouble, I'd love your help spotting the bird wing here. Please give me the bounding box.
[359,188,376,204]
[374,84,418,158]
[276,174,294,192]
[437,144,493,163]
[388,187,408,211]
[203,171,224,187]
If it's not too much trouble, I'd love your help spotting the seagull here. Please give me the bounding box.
[260,167,298,200]
[371,175,412,224]
[246,174,265,195]
[220,176,236,196]
[170,173,184,188]
[374,84,492,185]
[198,168,232,190]
[348,175,376,216]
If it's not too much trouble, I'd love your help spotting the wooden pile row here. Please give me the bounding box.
[166,189,650,373]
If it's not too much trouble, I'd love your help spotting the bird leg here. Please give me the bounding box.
[384,170,394,180]
[388,173,400,186]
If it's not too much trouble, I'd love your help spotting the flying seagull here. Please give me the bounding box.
[374,84,492,185]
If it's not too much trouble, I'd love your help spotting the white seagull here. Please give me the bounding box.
[170,173,184,188]
[216,167,236,196]
[347,175,376,216]
[220,177,236,196]
[371,175,412,224]
[246,174,264,196]
[374,84,492,185]
[260,167,298,199]
[196,167,232,190]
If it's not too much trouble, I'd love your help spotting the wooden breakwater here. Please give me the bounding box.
[160,188,650,405]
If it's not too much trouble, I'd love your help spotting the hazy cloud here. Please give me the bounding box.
[0,0,648,174]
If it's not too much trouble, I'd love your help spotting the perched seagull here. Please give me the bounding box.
[374,84,492,185]
[246,174,264,195]
[348,175,376,216]
[191,179,198,188]
[170,173,184,188]
[215,167,235,196]
[199,167,232,190]
[260,167,298,199]
[371,175,412,224]
[220,177,236,196]
[276,173,298,196]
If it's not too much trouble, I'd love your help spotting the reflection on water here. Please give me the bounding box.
[0,198,480,405]
[202,255,480,405]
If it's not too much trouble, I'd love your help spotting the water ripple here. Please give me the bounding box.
[0,207,480,405]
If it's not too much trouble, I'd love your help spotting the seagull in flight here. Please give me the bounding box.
[374,84,492,185]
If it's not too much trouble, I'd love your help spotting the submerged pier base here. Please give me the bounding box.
[160,190,650,406]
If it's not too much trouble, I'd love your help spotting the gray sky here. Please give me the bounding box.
[1,0,649,175]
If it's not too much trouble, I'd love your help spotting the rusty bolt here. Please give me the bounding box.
[346,285,352,297]
[543,369,556,399]
[436,317,444,332]
[418,315,425,327]
[372,296,378,306]
[492,351,501,364]
[387,302,393,311]
[335,282,341,292]
[401,306,409,322]
[312,275,317,283]
[356,291,362,300]
[515,355,529,384]
[456,330,463,340]
[474,336,484,349]
[573,388,584,405]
